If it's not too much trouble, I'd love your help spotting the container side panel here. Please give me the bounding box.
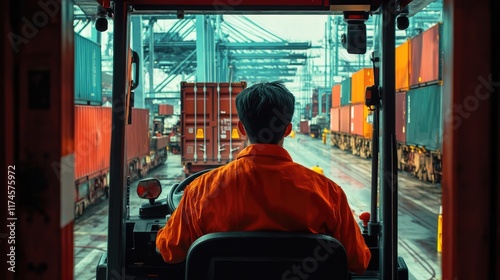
[74,106,112,180]
[340,77,352,106]
[158,104,174,115]
[406,84,442,150]
[340,105,350,134]
[330,107,340,132]
[410,23,442,86]
[332,84,341,108]
[396,40,411,91]
[396,91,407,143]
[350,103,363,136]
[362,105,373,139]
[126,108,150,162]
[351,68,374,104]
[74,34,102,105]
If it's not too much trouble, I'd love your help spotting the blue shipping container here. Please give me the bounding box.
[75,33,102,105]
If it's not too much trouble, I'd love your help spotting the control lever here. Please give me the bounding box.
[359,211,371,234]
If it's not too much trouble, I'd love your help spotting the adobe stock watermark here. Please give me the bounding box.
[282,238,345,280]
[7,0,62,54]
[444,74,499,132]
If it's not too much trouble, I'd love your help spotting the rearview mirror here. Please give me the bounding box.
[137,178,162,204]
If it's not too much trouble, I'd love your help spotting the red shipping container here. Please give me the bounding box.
[158,104,174,115]
[299,120,309,134]
[75,105,113,181]
[340,105,350,134]
[330,107,340,132]
[126,108,150,162]
[181,82,247,173]
[396,91,407,143]
[154,135,169,150]
[75,106,150,181]
[410,23,442,86]
[350,103,373,138]
[331,84,341,108]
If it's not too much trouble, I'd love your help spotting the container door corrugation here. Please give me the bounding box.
[181,82,247,166]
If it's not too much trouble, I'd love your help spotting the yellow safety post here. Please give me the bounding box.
[437,205,442,252]
[289,130,296,138]
[322,132,326,144]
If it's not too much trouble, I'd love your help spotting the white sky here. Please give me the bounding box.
[239,15,328,42]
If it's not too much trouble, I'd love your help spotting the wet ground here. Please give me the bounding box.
[74,133,442,280]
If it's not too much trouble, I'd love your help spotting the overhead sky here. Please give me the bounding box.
[238,15,329,42]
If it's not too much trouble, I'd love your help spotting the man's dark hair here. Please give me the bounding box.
[235,81,295,144]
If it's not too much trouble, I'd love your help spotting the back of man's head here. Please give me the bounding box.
[236,81,295,144]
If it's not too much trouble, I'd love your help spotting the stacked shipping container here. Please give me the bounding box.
[74,106,153,216]
[329,70,373,158]
[402,23,443,182]
[328,23,443,182]
[74,33,102,105]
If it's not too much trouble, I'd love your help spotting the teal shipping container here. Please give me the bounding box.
[75,33,102,105]
[406,84,442,151]
[340,77,351,106]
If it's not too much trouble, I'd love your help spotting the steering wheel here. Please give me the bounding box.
[167,168,214,213]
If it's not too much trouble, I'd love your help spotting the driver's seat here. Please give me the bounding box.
[185,231,348,280]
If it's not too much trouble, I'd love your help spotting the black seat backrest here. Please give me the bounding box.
[185,232,348,280]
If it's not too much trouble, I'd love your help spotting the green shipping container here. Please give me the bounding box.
[406,84,442,151]
[340,77,351,106]
[75,33,102,105]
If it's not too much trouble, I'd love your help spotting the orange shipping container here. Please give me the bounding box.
[75,106,113,181]
[75,106,150,181]
[340,105,350,134]
[410,23,442,86]
[350,103,373,138]
[330,107,340,132]
[396,40,411,91]
[351,68,374,104]
[331,84,341,108]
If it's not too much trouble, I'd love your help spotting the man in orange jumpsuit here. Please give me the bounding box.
[156,81,371,275]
